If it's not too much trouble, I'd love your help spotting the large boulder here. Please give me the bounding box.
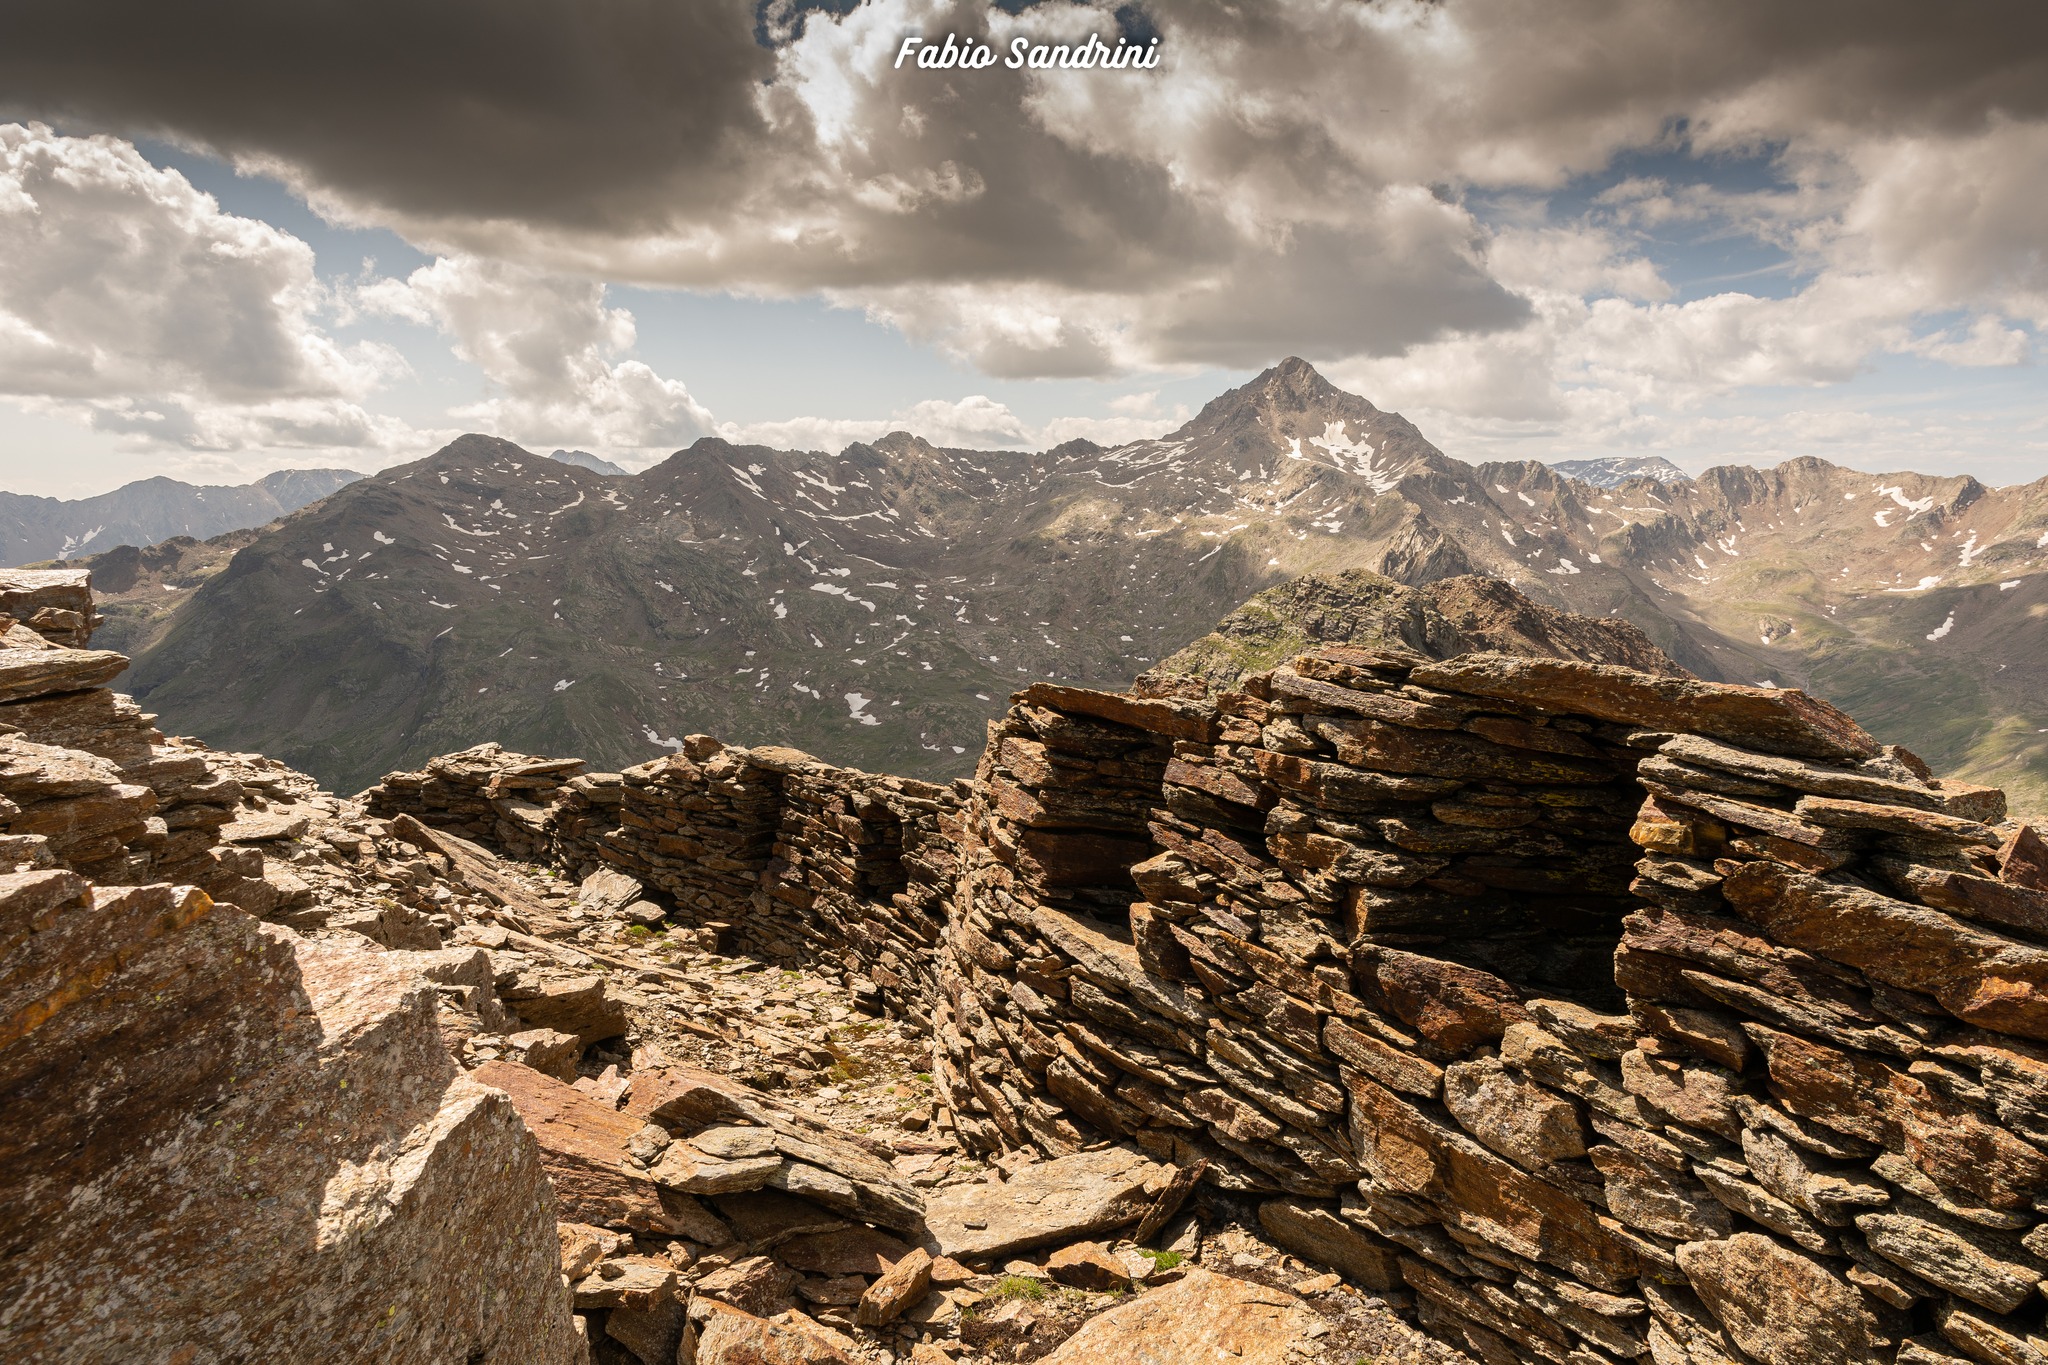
[693,1301,863,1365]
[1037,1269,1323,1365]
[0,873,581,1362]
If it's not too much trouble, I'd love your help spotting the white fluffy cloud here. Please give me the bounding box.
[0,123,404,453]
[724,393,1176,454]
[1332,112,2046,464]
[359,255,716,451]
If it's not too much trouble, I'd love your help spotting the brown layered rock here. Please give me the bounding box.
[0,569,97,647]
[332,634,2048,1365]
[856,1245,933,1323]
[1,877,579,1363]
[1036,1269,1324,1365]
[1257,1197,1402,1289]
[921,1146,1166,1259]
[471,1059,673,1231]
[693,1301,862,1365]
[1676,1233,1879,1365]
[621,1064,925,1234]
[1349,1071,1637,1290]
[1747,1026,2048,1212]
[1724,863,2048,1041]
[1412,654,1879,761]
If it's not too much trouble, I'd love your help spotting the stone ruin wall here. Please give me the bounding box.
[367,738,965,1021]
[371,647,2048,1365]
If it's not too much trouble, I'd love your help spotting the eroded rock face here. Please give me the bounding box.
[25,554,2048,1365]
[1677,1233,1879,1365]
[0,877,579,1363]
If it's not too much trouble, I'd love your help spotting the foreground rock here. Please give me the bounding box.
[694,1300,863,1365]
[0,874,580,1362]
[922,1147,1174,1259]
[1037,1269,1323,1365]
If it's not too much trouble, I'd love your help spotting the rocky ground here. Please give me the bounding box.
[182,741,1465,1365]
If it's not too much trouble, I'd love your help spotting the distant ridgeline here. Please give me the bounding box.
[0,467,359,565]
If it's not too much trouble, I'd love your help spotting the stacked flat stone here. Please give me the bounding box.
[372,737,965,1018]
[932,651,2048,1365]
[363,643,2048,1365]
[0,577,273,910]
[0,567,98,647]
[754,748,958,1017]
[366,741,589,858]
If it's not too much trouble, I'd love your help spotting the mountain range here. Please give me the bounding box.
[1545,455,1690,488]
[72,359,2048,811]
[549,449,631,476]
[0,468,361,565]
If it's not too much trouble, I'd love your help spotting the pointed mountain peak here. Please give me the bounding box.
[1254,356,1367,410]
[1187,357,1380,432]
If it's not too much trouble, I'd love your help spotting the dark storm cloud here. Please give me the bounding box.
[0,0,778,231]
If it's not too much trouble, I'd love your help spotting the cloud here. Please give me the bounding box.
[359,255,716,450]
[723,393,1176,454]
[0,0,776,233]
[0,123,403,451]
[0,0,1548,377]
[1,0,2045,473]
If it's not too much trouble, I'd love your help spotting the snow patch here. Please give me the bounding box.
[844,692,881,726]
[1875,484,1936,517]
[1305,422,1401,492]
[1926,612,1956,642]
[553,679,576,691]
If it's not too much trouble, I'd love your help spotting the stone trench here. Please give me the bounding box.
[363,645,2048,1365]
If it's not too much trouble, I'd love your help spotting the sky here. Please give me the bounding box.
[0,0,2043,498]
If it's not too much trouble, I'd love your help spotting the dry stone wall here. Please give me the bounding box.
[371,737,963,1018]
[368,646,2048,1365]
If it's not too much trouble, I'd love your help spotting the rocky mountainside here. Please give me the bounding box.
[106,359,2048,809]
[0,567,1459,1364]
[58,529,262,656]
[1140,569,1682,693]
[0,467,360,565]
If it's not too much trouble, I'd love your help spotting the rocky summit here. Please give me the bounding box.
[71,359,2048,808]
[9,565,2048,1365]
